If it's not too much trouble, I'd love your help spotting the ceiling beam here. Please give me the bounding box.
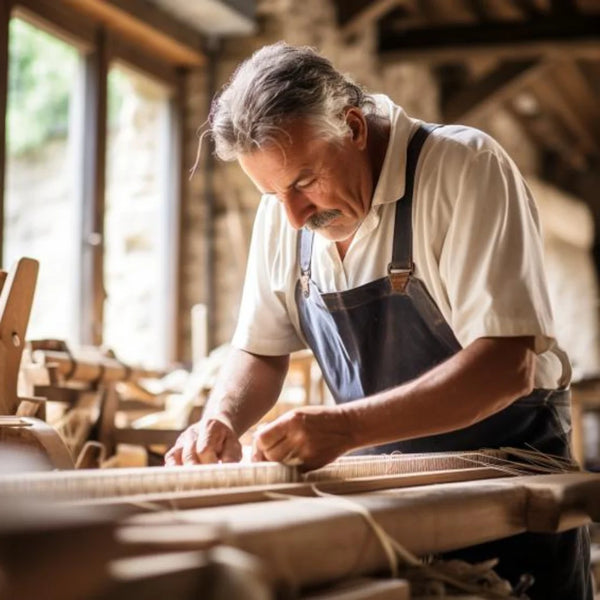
[550,60,600,139]
[506,103,588,171]
[60,0,205,66]
[442,60,542,124]
[338,0,410,38]
[531,70,599,155]
[380,15,600,63]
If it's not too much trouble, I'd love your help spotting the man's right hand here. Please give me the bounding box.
[164,416,242,466]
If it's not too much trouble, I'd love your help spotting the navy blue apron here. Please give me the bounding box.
[295,125,591,599]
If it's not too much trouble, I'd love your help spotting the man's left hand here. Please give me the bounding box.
[252,405,354,471]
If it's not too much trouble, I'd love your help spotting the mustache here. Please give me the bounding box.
[306,209,342,230]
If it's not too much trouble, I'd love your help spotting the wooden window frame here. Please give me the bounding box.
[0,0,190,363]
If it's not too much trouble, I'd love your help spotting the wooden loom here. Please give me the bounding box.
[0,448,599,599]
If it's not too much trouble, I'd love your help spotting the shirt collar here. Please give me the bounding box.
[370,95,422,208]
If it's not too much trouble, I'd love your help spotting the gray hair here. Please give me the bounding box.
[208,42,376,161]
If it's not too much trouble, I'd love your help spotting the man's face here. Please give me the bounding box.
[238,113,373,243]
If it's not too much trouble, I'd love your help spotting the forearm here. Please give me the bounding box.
[203,347,289,436]
[344,336,535,449]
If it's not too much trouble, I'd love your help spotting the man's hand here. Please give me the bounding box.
[165,416,242,466]
[252,405,354,471]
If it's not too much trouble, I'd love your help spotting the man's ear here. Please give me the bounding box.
[346,108,367,149]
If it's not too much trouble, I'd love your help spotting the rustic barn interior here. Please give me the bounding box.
[1,0,600,598]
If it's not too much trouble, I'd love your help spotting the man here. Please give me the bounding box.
[166,43,590,598]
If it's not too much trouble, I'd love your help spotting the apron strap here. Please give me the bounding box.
[388,124,441,287]
[298,227,314,297]
[298,227,314,276]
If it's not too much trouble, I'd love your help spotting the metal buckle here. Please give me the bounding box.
[300,273,310,298]
[387,263,412,292]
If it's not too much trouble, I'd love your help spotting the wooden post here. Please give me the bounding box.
[79,28,108,346]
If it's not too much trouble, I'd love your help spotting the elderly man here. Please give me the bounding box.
[166,43,590,598]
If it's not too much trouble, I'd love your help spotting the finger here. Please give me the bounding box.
[255,420,287,453]
[252,445,266,462]
[196,424,226,464]
[220,435,242,463]
[164,445,183,466]
[259,434,295,463]
[181,437,201,465]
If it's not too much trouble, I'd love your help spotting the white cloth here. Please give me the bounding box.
[232,95,565,389]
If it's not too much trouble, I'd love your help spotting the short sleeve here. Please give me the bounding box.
[231,197,305,355]
[439,146,556,354]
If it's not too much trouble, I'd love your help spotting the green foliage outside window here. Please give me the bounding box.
[7,18,127,157]
[7,18,77,156]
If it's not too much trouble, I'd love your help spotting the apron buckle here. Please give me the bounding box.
[300,273,310,298]
[387,264,412,293]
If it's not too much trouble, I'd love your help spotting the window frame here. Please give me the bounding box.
[1,0,189,364]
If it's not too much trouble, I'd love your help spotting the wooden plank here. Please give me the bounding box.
[442,59,541,124]
[113,427,181,447]
[129,479,529,588]
[379,15,600,63]
[0,259,39,414]
[303,578,410,599]
[32,349,164,382]
[60,0,205,67]
[126,473,600,589]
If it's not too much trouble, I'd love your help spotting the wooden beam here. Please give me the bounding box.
[442,59,542,124]
[0,0,10,268]
[80,29,108,347]
[380,15,600,63]
[13,0,96,49]
[60,0,205,67]
[510,0,546,18]
[550,59,600,139]
[340,0,410,38]
[531,67,599,155]
[169,71,184,364]
[506,101,588,171]
[107,35,178,89]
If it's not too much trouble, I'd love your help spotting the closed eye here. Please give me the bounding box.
[295,177,316,190]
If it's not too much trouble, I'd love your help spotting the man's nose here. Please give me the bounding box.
[282,191,315,230]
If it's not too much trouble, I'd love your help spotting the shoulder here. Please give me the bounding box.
[418,124,522,194]
[424,124,509,165]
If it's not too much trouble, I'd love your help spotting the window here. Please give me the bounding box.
[3,17,82,343]
[103,64,174,368]
[1,5,185,368]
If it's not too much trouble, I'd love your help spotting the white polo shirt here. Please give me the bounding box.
[232,95,565,389]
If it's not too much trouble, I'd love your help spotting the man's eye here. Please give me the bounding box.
[296,178,315,189]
